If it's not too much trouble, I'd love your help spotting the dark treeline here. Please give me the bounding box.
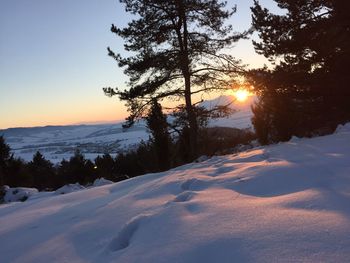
[0,99,254,191]
[0,118,254,190]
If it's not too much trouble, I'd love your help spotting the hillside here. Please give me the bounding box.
[1,123,349,262]
[0,122,148,163]
[0,95,253,162]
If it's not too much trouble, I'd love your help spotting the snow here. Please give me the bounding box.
[335,122,350,133]
[3,187,39,203]
[1,125,350,262]
[1,180,117,205]
[54,183,86,195]
[92,178,114,187]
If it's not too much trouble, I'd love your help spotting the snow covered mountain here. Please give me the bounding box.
[202,94,255,129]
[1,123,350,262]
[0,122,149,163]
[0,95,254,163]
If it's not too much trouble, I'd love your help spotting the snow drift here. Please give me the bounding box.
[2,186,38,203]
[0,125,350,262]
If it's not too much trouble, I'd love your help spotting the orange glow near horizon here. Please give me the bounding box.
[0,98,129,129]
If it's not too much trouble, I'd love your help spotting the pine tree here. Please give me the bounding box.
[0,137,31,188]
[6,157,29,187]
[0,136,11,186]
[27,151,55,190]
[94,154,118,181]
[145,99,171,171]
[58,150,96,185]
[250,0,350,140]
[104,0,248,160]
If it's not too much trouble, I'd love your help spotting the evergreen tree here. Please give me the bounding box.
[104,0,248,160]
[6,157,29,187]
[251,97,271,145]
[27,151,56,190]
[145,99,171,171]
[250,0,350,141]
[58,150,96,185]
[115,141,158,178]
[94,154,119,181]
[0,137,29,187]
[0,136,11,186]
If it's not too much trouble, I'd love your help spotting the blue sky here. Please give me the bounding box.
[0,0,278,129]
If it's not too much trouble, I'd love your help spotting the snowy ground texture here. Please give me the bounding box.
[1,124,350,263]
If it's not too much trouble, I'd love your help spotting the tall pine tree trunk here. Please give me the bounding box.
[184,72,198,160]
[177,0,198,160]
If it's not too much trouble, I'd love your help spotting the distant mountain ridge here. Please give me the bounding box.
[0,122,149,163]
[1,95,255,163]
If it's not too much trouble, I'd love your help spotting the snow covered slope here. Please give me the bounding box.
[0,122,149,163]
[1,124,350,263]
[1,95,254,163]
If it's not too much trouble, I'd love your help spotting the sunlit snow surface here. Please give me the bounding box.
[1,124,350,262]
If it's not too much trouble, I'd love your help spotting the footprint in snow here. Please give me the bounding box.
[181,178,198,191]
[173,191,195,203]
[171,191,203,214]
[181,178,211,191]
[109,214,150,252]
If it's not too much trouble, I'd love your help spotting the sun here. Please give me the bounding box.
[233,89,250,102]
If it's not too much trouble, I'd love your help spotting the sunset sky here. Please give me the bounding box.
[0,0,280,129]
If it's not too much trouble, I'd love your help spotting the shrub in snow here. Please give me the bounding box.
[93,178,114,187]
[3,187,38,203]
[54,183,85,195]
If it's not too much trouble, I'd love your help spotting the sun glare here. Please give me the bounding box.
[233,89,250,102]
